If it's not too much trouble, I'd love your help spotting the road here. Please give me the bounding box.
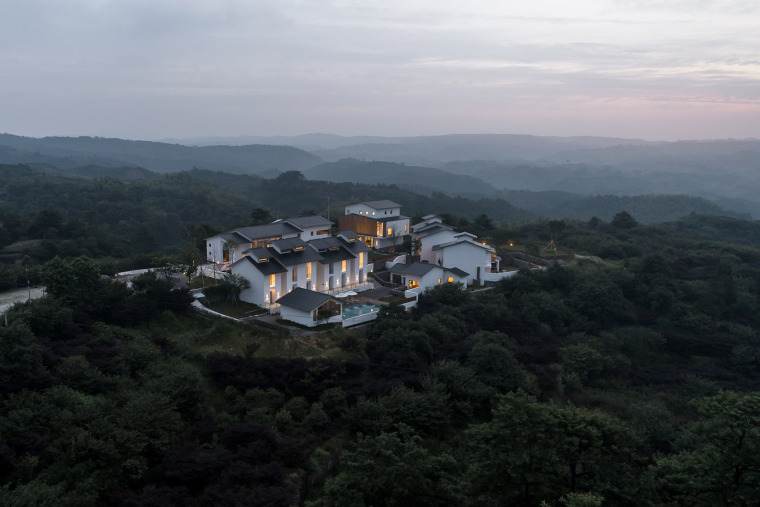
[0,287,45,313]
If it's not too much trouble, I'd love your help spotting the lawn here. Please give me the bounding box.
[205,300,267,319]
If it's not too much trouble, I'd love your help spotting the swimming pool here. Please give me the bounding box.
[342,302,382,319]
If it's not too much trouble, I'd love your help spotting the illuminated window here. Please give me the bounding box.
[409,280,419,289]
[341,260,346,272]
[447,276,454,283]
[269,274,276,287]
[306,262,312,279]
[359,252,364,268]
[387,227,393,236]
[372,211,375,216]
[438,279,441,284]
[404,224,408,232]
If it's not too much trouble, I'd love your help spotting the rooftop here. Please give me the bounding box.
[276,287,340,312]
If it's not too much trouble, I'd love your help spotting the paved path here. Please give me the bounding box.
[0,287,45,313]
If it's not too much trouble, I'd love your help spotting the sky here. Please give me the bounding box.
[1,0,759,141]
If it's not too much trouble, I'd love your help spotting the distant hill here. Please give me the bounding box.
[0,134,322,175]
[304,159,496,196]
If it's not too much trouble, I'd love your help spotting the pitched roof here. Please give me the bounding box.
[276,288,340,312]
[359,200,401,210]
[414,223,454,238]
[317,245,356,264]
[237,255,288,275]
[271,237,308,252]
[232,221,302,240]
[389,262,440,277]
[220,231,250,244]
[308,237,344,251]
[281,215,333,228]
[432,238,494,252]
[445,267,469,278]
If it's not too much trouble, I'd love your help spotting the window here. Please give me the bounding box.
[447,276,454,283]
[404,224,408,232]
[438,279,442,284]
[329,263,334,274]
[359,252,364,268]
[341,260,346,272]
[306,262,312,279]
[269,274,276,287]
[292,269,297,282]
[372,211,375,216]
[387,227,393,236]
[409,280,419,289]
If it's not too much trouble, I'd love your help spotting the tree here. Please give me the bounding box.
[611,211,638,229]
[654,390,760,505]
[250,207,273,225]
[315,426,467,506]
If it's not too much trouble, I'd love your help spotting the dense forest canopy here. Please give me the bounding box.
[2,149,760,504]
[2,194,760,504]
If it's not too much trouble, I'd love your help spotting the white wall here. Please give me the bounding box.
[345,204,401,217]
[434,242,492,285]
[418,229,458,263]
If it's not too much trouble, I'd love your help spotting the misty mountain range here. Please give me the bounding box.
[2,132,759,222]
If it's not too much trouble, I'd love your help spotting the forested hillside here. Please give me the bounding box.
[2,215,760,505]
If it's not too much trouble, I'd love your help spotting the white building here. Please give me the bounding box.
[205,215,332,266]
[229,233,373,312]
[338,200,411,249]
[388,261,469,292]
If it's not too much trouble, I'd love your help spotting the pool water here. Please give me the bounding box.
[342,302,382,319]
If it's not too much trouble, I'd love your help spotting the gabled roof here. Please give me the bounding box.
[231,221,302,241]
[338,236,372,253]
[414,223,454,238]
[280,215,333,229]
[277,288,340,312]
[357,200,401,210]
[270,245,324,267]
[308,237,344,251]
[318,245,356,264]
[220,231,251,244]
[445,267,470,278]
[338,230,360,241]
[389,262,440,277]
[236,255,288,275]
[271,237,308,253]
[432,238,495,253]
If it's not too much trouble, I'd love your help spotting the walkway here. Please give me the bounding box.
[0,287,45,313]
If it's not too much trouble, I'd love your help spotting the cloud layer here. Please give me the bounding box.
[1,0,759,140]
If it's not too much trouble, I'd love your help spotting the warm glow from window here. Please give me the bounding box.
[405,224,408,232]
[387,227,393,236]
[448,276,454,283]
[306,262,312,279]
[438,279,441,284]
[341,260,346,272]
[269,274,276,287]
[372,211,375,215]
[359,252,364,268]
[409,280,419,289]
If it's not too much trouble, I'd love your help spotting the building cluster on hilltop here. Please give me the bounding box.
[204,200,515,325]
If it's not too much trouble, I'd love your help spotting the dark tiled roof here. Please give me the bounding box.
[389,262,439,277]
[308,237,344,251]
[339,237,372,253]
[246,247,273,260]
[270,245,324,267]
[445,267,469,278]
[220,231,250,243]
[240,256,287,275]
[338,230,361,240]
[414,223,453,237]
[277,288,340,312]
[281,215,333,229]
[272,237,308,252]
[361,200,401,210]
[432,238,493,252]
[318,246,356,264]
[234,222,302,240]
